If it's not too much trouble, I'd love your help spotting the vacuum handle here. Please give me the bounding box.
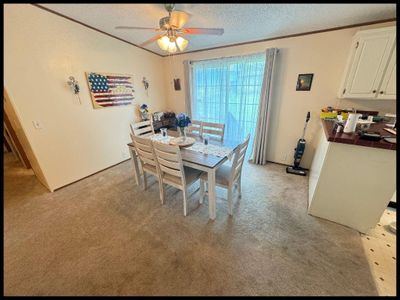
[300,112,311,140]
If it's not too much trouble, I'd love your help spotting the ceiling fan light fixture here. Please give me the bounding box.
[157,35,185,53]
[117,5,224,55]
[157,35,170,51]
[167,41,177,53]
[176,36,188,51]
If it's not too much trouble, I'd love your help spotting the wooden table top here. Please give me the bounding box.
[128,130,242,169]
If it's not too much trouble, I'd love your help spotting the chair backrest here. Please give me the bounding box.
[230,134,250,183]
[131,135,158,172]
[152,142,186,189]
[201,121,225,141]
[130,120,154,137]
[187,120,202,135]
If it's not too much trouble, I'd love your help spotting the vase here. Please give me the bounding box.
[178,126,186,141]
[140,111,149,121]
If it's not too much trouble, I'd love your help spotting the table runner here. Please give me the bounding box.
[186,143,233,160]
[150,134,172,144]
[149,134,233,159]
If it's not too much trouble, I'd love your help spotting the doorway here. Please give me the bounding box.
[4,108,31,169]
[3,88,50,191]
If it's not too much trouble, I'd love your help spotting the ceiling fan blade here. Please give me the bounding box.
[169,11,190,28]
[182,28,224,35]
[115,26,161,31]
[140,34,164,47]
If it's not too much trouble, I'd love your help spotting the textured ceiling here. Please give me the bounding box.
[38,3,396,56]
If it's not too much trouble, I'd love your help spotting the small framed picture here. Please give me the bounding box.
[296,74,314,91]
[173,78,181,91]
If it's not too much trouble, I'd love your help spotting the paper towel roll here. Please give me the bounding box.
[343,113,361,133]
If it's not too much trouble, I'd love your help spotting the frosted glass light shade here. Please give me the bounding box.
[167,42,177,53]
[157,35,188,53]
[157,36,170,51]
[176,36,188,51]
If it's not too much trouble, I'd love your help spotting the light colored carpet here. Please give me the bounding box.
[4,152,378,296]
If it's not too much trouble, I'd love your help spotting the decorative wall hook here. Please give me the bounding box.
[142,77,149,96]
[67,76,80,94]
[67,76,82,104]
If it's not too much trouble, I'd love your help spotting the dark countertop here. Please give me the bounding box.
[321,119,396,150]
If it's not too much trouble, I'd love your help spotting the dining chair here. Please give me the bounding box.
[201,121,225,141]
[187,120,202,136]
[131,135,160,191]
[152,142,204,216]
[130,119,154,137]
[199,134,250,215]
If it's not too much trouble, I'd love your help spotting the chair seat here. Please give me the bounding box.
[164,166,203,186]
[201,164,232,186]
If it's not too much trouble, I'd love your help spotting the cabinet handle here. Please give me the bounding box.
[372,90,377,93]
[380,91,384,94]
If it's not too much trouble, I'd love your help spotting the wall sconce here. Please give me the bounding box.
[67,76,80,94]
[142,77,149,96]
[67,76,81,104]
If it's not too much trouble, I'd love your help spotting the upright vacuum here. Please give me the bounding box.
[286,111,311,176]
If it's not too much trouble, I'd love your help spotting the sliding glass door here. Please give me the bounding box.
[191,53,266,153]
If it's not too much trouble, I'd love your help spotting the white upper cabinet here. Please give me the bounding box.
[377,45,396,100]
[338,26,396,100]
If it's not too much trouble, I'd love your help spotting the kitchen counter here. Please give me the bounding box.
[307,122,396,233]
[322,119,396,150]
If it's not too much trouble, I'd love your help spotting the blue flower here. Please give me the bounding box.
[176,113,191,127]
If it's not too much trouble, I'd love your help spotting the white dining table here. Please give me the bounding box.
[127,130,241,219]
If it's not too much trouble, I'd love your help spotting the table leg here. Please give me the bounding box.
[208,169,216,220]
[129,147,141,186]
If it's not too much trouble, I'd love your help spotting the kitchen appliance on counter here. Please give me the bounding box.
[356,117,375,131]
[343,113,362,133]
[384,113,396,127]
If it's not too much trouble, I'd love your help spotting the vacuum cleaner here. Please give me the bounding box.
[286,111,310,176]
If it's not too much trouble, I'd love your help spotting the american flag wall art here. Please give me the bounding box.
[86,72,135,109]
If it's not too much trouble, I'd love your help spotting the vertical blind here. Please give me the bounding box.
[190,53,266,153]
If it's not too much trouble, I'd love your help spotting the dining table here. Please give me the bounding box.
[127,129,242,220]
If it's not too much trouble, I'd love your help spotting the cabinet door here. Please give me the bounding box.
[343,29,395,99]
[377,45,396,100]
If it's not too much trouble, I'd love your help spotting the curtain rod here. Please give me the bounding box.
[186,49,279,64]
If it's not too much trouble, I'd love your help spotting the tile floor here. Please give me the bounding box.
[361,207,397,296]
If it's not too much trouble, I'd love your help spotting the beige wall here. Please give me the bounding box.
[4,4,167,191]
[4,4,396,191]
[4,89,50,189]
[163,21,396,168]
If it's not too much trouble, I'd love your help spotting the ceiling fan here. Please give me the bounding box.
[115,4,224,54]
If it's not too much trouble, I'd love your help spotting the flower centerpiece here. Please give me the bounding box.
[139,103,149,120]
[175,112,191,141]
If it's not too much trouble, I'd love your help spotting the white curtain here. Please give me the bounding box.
[183,60,193,117]
[191,53,266,153]
[251,48,278,165]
